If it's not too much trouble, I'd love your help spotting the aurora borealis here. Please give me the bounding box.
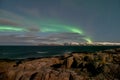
[0,24,92,44]
[0,26,27,32]
[0,0,120,45]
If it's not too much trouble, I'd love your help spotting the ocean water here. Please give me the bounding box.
[0,46,120,59]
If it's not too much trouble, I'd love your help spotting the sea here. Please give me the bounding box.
[0,46,120,59]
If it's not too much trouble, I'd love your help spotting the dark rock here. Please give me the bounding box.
[30,72,38,80]
[0,48,120,80]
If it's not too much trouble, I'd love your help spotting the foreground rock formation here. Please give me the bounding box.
[0,48,120,80]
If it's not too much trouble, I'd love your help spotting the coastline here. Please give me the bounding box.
[0,48,120,80]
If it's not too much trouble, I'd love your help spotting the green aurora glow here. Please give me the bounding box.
[0,26,27,32]
[83,37,92,44]
[40,24,92,43]
[40,24,83,34]
[0,24,93,43]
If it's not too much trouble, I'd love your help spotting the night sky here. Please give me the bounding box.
[0,0,120,45]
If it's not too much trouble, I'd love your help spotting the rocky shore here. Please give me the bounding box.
[0,48,120,80]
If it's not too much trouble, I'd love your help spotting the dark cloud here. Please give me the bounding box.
[0,19,19,26]
[48,33,85,40]
[0,32,86,44]
[27,27,40,32]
